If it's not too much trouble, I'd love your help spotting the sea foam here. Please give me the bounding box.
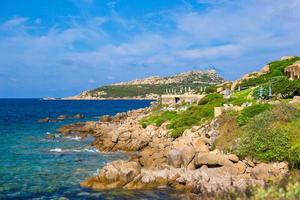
[49,148,99,153]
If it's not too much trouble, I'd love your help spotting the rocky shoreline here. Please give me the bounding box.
[57,108,289,198]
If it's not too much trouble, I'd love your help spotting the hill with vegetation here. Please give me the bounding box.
[137,56,300,198]
[76,69,224,99]
[235,56,300,99]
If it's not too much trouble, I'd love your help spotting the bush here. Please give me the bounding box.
[139,111,177,128]
[237,104,271,126]
[168,93,225,138]
[237,110,290,161]
[228,88,254,106]
[214,111,243,152]
[237,104,300,164]
[289,142,300,168]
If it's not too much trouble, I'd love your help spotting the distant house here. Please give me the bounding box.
[284,61,300,80]
[161,94,204,105]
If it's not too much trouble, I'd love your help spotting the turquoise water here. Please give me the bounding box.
[0,99,178,200]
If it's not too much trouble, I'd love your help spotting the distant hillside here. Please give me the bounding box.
[73,70,224,99]
[113,70,223,86]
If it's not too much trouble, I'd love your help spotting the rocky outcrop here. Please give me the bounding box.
[113,70,224,86]
[38,113,84,123]
[81,160,141,190]
[58,121,96,138]
[58,108,288,196]
[280,56,296,61]
[81,151,287,194]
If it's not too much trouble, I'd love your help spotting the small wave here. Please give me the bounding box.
[49,148,63,152]
[49,148,99,153]
[93,168,101,176]
[65,136,82,141]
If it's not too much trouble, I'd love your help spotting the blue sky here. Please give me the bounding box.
[1,0,300,98]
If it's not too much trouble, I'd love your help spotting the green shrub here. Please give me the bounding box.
[214,111,243,152]
[228,88,254,105]
[237,104,271,126]
[237,104,300,164]
[289,142,300,168]
[168,93,225,138]
[198,93,224,105]
[139,111,177,128]
[237,111,290,161]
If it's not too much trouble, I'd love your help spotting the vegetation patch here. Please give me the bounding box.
[87,83,219,98]
[167,93,225,138]
[139,111,177,128]
[237,104,271,126]
[251,171,300,199]
[237,104,300,165]
[227,88,254,106]
[252,76,300,99]
[239,57,300,89]
[140,93,225,138]
[214,111,243,152]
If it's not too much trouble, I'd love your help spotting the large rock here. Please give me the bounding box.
[233,161,247,174]
[74,113,84,119]
[167,149,182,168]
[291,96,300,104]
[81,160,141,190]
[251,163,280,181]
[181,146,196,167]
[139,147,167,169]
[193,138,209,152]
[38,117,50,123]
[58,122,96,138]
[280,55,295,61]
[194,152,233,168]
[111,132,120,143]
[100,115,112,122]
[57,115,68,120]
[227,154,239,163]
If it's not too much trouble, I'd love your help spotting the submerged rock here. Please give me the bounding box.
[46,134,56,139]
[74,113,84,119]
[38,117,51,123]
[58,122,96,138]
[57,115,69,120]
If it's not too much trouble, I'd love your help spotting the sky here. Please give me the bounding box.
[1,0,300,98]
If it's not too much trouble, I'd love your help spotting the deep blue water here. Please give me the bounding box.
[0,99,178,200]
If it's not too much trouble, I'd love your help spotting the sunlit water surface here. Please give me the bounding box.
[0,99,179,200]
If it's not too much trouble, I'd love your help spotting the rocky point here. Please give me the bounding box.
[57,108,289,196]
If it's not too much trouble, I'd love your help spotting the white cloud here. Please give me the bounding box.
[1,0,300,97]
[2,17,28,27]
[177,45,240,59]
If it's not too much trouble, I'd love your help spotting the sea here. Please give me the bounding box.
[0,99,178,200]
